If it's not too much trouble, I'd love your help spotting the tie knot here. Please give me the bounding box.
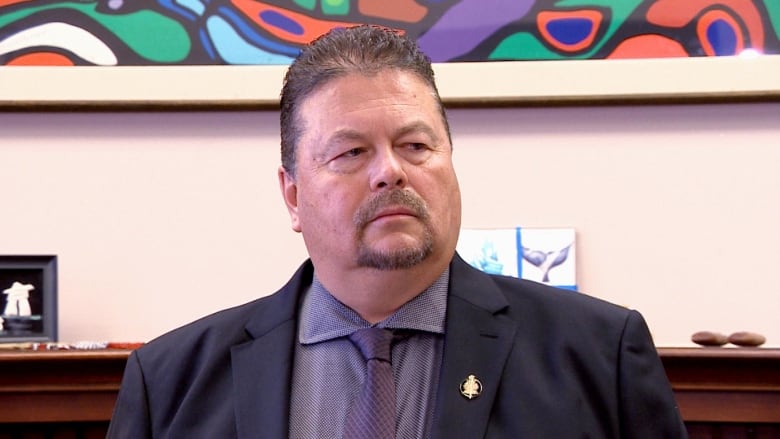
[349,328,394,362]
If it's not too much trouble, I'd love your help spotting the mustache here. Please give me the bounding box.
[354,189,429,228]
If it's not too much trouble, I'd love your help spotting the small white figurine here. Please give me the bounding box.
[2,281,35,316]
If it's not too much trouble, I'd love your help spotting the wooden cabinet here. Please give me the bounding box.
[0,349,127,439]
[660,348,780,438]
[0,348,778,438]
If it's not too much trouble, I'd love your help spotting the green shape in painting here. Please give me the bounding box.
[322,0,349,16]
[77,4,191,63]
[0,2,191,63]
[489,32,567,60]
[763,0,780,42]
[293,0,316,11]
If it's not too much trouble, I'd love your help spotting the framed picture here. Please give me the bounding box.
[1,55,779,110]
[0,255,57,343]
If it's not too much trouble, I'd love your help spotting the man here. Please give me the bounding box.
[108,25,687,438]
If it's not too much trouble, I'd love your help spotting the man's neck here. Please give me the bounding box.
[315,256,452,324]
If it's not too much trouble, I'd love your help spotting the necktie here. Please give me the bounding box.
[343,328,396,439]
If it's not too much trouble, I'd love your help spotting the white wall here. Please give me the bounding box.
[1,103,778,347]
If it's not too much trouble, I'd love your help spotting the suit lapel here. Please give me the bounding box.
[431,255,517,439]
[230,261,313,439]
[225,257,515,438]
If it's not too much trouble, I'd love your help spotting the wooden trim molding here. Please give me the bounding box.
[2,57,780,110]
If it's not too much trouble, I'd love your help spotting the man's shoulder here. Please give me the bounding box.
[452,254,628,321]
[493,274,628,317]
[132,294,276,365]
[489,273,642,351]
[458,263,634,342]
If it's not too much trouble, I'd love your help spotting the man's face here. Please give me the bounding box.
[279,69,461,273]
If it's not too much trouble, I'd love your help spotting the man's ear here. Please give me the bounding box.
[278,166,302,233]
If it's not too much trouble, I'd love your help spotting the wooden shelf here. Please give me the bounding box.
[0,349,128,424]
[0,347,778,437]
[658,347,780,424]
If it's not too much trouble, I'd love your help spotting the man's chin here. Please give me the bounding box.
[356,244,432,270]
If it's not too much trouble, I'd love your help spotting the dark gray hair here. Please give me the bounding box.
[279,24,451,178]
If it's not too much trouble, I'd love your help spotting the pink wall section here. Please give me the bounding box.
[1,103,778,347]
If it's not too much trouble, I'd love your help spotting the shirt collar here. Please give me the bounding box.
[299,268,449,345]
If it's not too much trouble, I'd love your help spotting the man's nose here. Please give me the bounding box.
[370,148,407,190]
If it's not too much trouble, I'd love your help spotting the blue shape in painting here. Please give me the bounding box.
[158,0,199,22]
[260,10,305,36]
[199,27,217,59]
[546,18,593,45]
[174,0,206,16]
[217,6,301,58]
[707,19,738,55]
[207,15,295,64]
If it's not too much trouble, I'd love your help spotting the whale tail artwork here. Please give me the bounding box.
[521,244,572,283]
[2,281,35,317]
[457,227,577,291]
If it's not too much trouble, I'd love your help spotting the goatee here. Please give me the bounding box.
[353,190,434,270]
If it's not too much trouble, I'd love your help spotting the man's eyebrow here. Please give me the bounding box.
[322,122,440,151]
[324,129,366,149]
[392,121,440,142]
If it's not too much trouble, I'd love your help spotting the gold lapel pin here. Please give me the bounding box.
[460,374,482,400]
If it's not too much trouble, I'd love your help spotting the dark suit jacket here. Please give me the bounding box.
[108,255,687,438]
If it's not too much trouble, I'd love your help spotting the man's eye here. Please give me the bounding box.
[342,148,363,158]
[407,143,426,151]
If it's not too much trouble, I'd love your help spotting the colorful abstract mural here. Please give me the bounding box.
[1,0,778,66]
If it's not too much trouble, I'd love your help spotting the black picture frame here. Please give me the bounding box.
[0,255,57,343]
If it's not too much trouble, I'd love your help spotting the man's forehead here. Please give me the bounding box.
[292,70,448,153]
[302,69,436,104]
[298,72,440,120]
